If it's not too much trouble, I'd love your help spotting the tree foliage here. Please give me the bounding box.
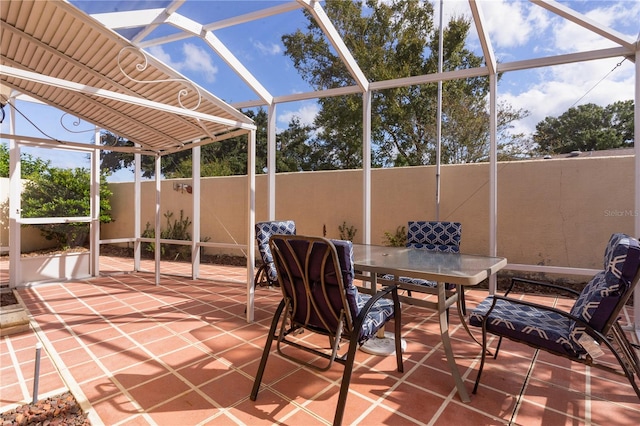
[0,144,51,178]
[99,107,317,177]
[98,0,532,178]
[100,109,269,177]
[275,116,317,171]
[0,144,8,177]
[533,100,634,154]
[20,160,113,249]
[282,0,528,167]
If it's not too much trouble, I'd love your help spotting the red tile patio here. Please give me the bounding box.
[1,254,639,425]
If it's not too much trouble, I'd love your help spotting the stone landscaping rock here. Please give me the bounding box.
[0,392,90,425]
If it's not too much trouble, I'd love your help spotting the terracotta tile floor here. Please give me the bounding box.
[1,255,639,425]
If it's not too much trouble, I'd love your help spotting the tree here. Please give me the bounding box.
[533,100,634,155]
[99,109,269,178]
[276,116,316,172]
[0,143,8,177]
[282,0,528,168]
[0,144,51,178]
[21,164,112,248]
[96,0,531,177]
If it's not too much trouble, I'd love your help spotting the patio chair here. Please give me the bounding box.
[250,235,403,426]
[381,221,465,315]
[469,232,640,398]
[253,220,296,288]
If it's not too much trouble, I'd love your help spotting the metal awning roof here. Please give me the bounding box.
[0,0,255,155]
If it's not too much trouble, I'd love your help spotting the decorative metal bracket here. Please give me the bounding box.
[60,113,95,134]
[117,46,202,111]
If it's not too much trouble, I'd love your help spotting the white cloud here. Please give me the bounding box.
[487,1,638,137]
[551,1,638,53]
[584,0,640,31]
[253,40,282,56]
[500,57,634,137]
[148,43,218,83]
[277,103,319,129]
[181,43,218,82]
[477,0,550,49]
[147,45,176,68]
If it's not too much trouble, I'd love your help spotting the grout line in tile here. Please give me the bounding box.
[57,277,258,425]
[20,289,106,426]
[2,336,32,408]
[7,264,638,426]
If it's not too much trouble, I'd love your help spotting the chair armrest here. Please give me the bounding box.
[353,285,400,328]
[361,284,399,309]
[506,277,581,298]
[483,294,607,342]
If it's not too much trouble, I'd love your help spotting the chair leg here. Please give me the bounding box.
[393,292,404,373]
[473,319,490,394]
[253,264,267,288]
[609,323,640,399]
[612,323,640,375]
[494,336,503,359]
[334,335,359,426]
[250,299,285,401]
[459,287,467,316]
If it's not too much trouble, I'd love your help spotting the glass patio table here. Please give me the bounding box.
[351,244,507,402]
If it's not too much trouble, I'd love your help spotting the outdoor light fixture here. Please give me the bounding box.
[173,183,192,194]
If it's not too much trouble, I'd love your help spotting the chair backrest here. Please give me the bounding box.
[569,233,640,346]
[406,221,462,253]
[269,235,359,335]
[255,220,296,281]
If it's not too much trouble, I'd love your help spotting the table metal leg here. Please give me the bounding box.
[360,273,406,355]
[438,282,471,402]
[456,284,482,347]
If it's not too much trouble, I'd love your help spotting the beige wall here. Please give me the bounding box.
[6,155,635,270]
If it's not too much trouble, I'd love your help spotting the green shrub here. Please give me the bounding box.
[383,226,406,247]
[21,164,112,249]
[142,210,209,260]
[338,221,357,241]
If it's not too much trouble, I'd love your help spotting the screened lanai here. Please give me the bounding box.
[0,0,258,311]
[1,0,639,329]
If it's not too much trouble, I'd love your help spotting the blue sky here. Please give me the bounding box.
[2,1,639,181]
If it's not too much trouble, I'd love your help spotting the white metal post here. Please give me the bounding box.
[90,127,100,276]
[488,73,498,294]
[634,47,639,337]
[192,146,201,279]
[134,149,141,271]
[435,0,444,220]
[268,103,277,220]
[247,130,256,322]
[154,154,161,285]
[8,100,20,287]
[362,91,372,245]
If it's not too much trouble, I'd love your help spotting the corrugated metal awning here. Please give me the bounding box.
[0,0,255,155]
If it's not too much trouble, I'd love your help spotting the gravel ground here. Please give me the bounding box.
[0,291,18,307]
[0,392,90,425]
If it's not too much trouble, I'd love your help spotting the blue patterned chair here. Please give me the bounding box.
[469,233,640,398]
[381,221,465,315]
[253,220,296,288]
[250,235,403,425]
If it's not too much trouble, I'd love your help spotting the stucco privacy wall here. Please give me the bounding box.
[99,155,635,270]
